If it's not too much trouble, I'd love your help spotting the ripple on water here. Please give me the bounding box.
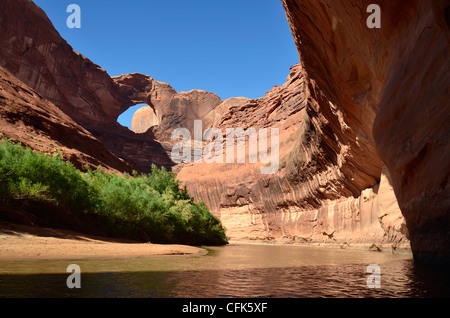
[1,245,449,297]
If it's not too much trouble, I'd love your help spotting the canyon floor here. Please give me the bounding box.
[0,221,206,260]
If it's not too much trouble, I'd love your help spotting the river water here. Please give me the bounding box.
[1,243,449,298]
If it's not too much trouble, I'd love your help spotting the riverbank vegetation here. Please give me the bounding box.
[0,138,228,245]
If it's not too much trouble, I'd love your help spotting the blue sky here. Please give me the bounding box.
[32,0,299,128]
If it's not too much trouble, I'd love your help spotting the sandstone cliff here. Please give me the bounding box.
[0,0,172,173]
[114,73,231,153]
[281,0,450,264]
[175,63,409,251]
[0,65,130,173]
[124,1,448,262]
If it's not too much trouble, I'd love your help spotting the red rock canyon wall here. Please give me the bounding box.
[1,0,448,265]
[0,0,173,173]
[281,0,449,264]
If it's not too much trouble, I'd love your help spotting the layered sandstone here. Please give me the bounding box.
[117,58,410,252]
[0,65,130,173]
[114,73,225,142]
[0,0,127,126]
[175,63,409,251]
[0,0,173,173]
[281,0,449,264]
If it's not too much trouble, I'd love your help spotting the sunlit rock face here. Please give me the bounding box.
[115,73,225,139]
[281,0,450,264]
[174,63,409,251]
[0,65,131,173]
[0,0,173,173]
[131,106,159,134]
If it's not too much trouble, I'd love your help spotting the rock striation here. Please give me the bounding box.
[175,63,409,251]
[114,73,226,142]
[0,0,126,126]
[0,65,130,173]
[281,0,450,264]
[0,0,173,173]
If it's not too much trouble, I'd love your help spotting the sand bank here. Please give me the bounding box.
[0,221,206,260]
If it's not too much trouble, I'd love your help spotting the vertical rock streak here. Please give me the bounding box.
[281,0,450,264]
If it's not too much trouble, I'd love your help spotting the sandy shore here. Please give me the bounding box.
[0,221,206,260]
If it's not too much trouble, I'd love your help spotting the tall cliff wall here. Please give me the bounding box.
[281,0,449,264]
[176,63,409,251]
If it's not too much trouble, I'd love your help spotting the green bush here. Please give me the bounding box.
[0,139,227,245]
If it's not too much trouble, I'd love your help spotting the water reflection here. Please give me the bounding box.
[1,244,449,297]
[162,260,450,298]
[0,244,413,274]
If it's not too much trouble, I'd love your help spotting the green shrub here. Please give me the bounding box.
[0,139,228,245]
[0,140,93,210]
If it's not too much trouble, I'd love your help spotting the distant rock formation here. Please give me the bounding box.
[131,106,160,134]
[114,73,225,137]
[115,73,254,161]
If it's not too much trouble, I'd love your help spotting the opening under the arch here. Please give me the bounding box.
[117,103,159,133]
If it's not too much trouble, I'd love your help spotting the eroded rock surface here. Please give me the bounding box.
[175,63,409,251]
[0,0,172,173]
[281,0,449,264]
[0,65,130,173]
[114,73,224,140]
